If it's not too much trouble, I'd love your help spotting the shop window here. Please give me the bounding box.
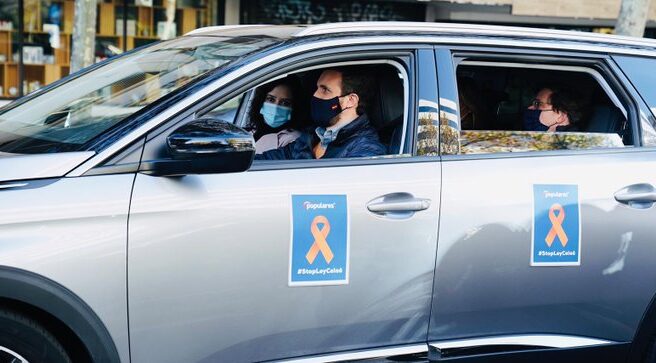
[0,0,18,98]
[0,0,218,101]
[240,0,426,24]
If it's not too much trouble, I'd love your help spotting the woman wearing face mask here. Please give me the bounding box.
[249,77,304,153]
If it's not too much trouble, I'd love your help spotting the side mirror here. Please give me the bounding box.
[143,118,255,176]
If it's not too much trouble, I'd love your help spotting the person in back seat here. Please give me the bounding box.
[256,67,386,160]
[523,86,582,132]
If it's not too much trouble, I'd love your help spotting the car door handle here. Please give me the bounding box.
[367,192,431,219]
[614,183,656,209]
[367,199,431,212]
[614,192,656,203]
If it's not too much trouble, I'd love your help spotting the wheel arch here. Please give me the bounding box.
[0,266,121,363]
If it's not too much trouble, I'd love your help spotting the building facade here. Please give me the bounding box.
[0,0,222,100]
[425,0,656,34]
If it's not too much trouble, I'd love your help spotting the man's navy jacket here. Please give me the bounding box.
[256,114,386,160]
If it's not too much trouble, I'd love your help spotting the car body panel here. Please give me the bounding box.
[0,175,133,363]
[430,151,656,343]
[127,162,440,363]
[0,152,94,182]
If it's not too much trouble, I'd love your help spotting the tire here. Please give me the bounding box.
[645,333,656,363]
[0,309,71,363]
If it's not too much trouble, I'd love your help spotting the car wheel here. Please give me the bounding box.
[0,309,71,363]
[645,332,656,363]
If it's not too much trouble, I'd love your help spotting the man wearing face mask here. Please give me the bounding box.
[523,86,581,132]
[256,67,386,160]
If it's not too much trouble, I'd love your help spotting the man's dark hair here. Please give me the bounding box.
[548,86,583,125]
[332,66,373,116]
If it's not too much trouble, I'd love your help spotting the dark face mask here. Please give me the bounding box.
[523,109,549,131]
[311,96,342,128]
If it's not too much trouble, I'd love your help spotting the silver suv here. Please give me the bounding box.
[1,22,656,363]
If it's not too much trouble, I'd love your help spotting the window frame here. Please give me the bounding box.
[436,46,644,161]
[136,43,442,173]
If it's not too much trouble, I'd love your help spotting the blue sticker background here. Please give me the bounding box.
[532,184,580,266]
[290,195,348,285]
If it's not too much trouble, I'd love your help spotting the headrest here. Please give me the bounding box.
[586,104,624,133]
[368,68,404,130]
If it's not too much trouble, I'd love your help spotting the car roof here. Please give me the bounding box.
[186,22,656,55]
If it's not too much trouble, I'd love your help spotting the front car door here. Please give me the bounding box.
[429,46,656,361]
[127,46,442,362]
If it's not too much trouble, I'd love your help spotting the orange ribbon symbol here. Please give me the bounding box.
[545,203,568,247]
[306,215,334,264]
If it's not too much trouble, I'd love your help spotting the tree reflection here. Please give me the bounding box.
[457,130,625,154]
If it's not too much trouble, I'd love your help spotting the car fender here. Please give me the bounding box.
[0,266,120,363]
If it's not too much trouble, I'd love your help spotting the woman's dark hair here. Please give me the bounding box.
[247,76,305,141]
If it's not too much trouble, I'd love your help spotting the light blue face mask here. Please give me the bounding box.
[260,102,292,128]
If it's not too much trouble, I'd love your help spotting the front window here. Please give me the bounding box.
[0,35,278,154]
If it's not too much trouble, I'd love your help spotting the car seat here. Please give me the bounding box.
[586,104,625,134]
[367,67,404,154]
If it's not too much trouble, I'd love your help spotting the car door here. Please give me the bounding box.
[428,47,656,358]
[127,48,441,363]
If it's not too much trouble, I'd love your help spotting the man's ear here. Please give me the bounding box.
[347,93,359,109]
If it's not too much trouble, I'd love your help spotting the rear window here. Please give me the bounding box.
[443,61,632,155]
[614,54,656,146]
[615,55,656,116]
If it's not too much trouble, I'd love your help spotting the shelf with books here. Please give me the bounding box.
[0,0,213,99]
[0,30,11,63]
[1,63,18,98]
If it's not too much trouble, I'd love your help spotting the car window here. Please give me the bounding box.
[204,94,245,124]
[0,36,277,154]
[613,55,656,147]
[218,63,408,159]
[446,62,631,155]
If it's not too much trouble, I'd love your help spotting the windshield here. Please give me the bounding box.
[0,35,278,154]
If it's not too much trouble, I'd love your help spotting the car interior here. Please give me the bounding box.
[223,63,406,156]
[205,60,631,157]
[456,63,630,145]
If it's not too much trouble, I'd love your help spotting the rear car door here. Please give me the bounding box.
[127,47,442,362]
[428,47,656,360]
